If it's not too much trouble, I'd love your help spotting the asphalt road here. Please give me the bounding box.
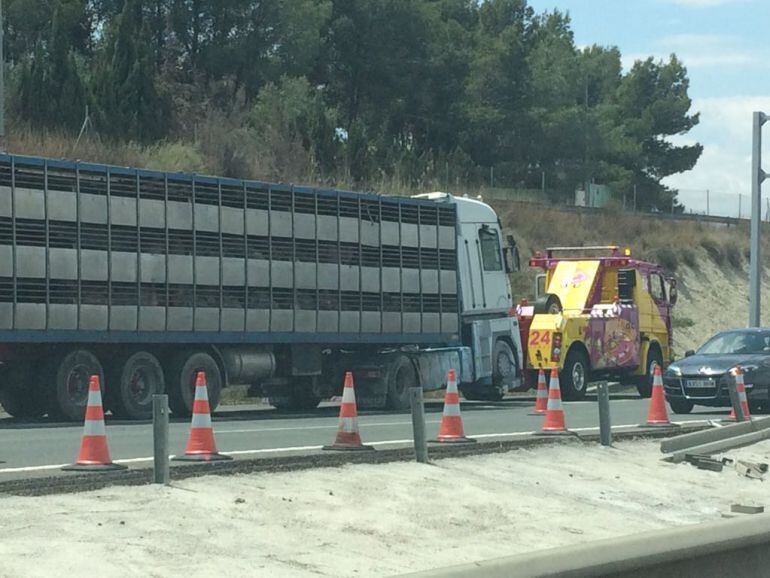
[0,391,729,483]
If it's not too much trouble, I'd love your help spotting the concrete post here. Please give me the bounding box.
[726,377,746,423]
[409,387,429,463]
[597,382,612,446]
[153,394,170,484]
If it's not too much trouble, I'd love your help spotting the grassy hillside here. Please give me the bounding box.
[491,200,770,354]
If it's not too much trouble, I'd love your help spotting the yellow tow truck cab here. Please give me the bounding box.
[517,246,677,400]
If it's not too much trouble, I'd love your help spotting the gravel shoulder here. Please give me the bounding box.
[2,438,769,577]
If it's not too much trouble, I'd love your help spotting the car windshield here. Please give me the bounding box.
[697,331,770,355]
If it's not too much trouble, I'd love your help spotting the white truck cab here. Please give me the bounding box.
[413,192,524,400]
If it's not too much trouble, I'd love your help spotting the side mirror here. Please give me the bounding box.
[685,349,695,358]
[503,234,520,273]
[669,278,678,305]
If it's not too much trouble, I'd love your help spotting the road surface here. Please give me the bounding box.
[0,392,728,482]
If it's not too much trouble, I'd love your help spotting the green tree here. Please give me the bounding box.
[617,56,702,209]
[13,1,89,131]
[93,0,170,141]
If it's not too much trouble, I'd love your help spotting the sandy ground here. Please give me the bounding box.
[674,255,770,353]
[1,439,770,578]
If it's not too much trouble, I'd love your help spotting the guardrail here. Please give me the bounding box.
[485,197,749,229]
[400,512,770,577]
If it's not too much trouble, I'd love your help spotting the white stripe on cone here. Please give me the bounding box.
[191,412,212,428]
[194,385,209,401]
[339,416,359,432]
[341,385,356,404]
[83,419,106,436]
[87,389,102,406]
[443,403,461,417]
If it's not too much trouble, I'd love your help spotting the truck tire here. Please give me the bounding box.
[560,347,589,401]
[669,397,694,414]
[386,355,418,410]
[269,377,322,412]
[534,293,563,315]
[492,340,518,393]
[47,349,104,422]
[0,363,47,419]
[165,351,222,417]
[107,351,165,420]
[635,346,662,399]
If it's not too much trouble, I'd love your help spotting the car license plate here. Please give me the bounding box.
[685,379,714,389]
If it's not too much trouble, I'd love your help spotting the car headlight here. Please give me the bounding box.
[666,366,682,377]
[729,365,758,376]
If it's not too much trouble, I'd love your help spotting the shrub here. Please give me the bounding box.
[724,241,743,269]
[653,246,679,272]
[680,248,698,269]
[700,238,724,265]
[672,316,695,329]
[142,142,206,174]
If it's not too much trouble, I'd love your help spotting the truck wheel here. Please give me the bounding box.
[635,347,662,399]
[560,348,589,401]
[669,398,694,414]
[492,340,518,393]
[47,349,104,422]
[386,355,418,410]
[108,352,165,420]
[166,351,222,417]
[269,377,322,411]
[0,363,47,419]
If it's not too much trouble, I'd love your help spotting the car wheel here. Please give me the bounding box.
[669,397,694,414]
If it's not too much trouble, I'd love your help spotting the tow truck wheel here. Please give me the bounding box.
[166,351,222,417]
[669,398,694,414]
[46,349,105,422]
[635,347,662,399]
[560,348,589,401]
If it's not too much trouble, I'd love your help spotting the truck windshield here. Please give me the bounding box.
[697,331,770,355]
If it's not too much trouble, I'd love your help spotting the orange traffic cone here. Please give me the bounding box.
[727,366,751,422]
[529,369,548,415]
[323,372,374,451]
[432,369,476,444]
[643,365,672,427]
[173,371,232,462]
[540,368,568,434]
[63,375,127,471]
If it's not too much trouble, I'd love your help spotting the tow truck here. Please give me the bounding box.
[517,246,677,400]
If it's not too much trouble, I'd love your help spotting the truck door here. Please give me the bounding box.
[459,223,484,311]
[648,272,671,336]
[476,225,509,311]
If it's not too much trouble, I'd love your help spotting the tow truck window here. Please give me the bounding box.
[479,228,502,271]
[650,274,666,301]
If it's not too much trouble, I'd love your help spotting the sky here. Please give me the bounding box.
[527,0,770,217]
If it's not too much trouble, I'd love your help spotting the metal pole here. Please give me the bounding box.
[706,189,710,216]
[749,111,766,327]
[739,194,742,219]
[726,376,746,422]
[633,184,637,212]
[409,387,429,463]
[0,0,5,150]
[597,382,612,446]
[153,394,170,484]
